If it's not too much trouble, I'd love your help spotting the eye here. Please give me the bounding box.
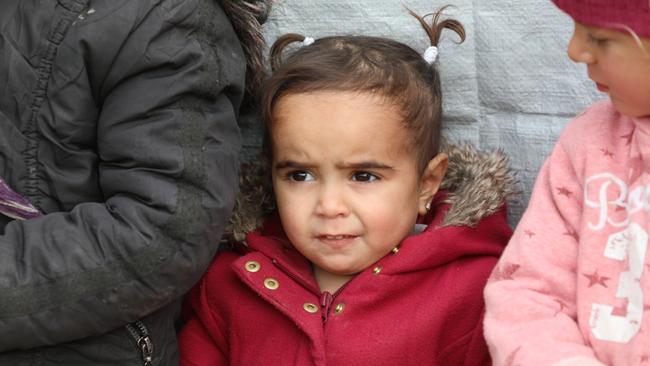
[587,32,608,45]
[352,171,379,182]
[288,171,315,182]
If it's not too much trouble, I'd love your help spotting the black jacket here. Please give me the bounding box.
[0,0,246,364]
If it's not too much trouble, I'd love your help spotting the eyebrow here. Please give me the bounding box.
[274,160,313,170]
[585,25,623,39]
[274,159,394,171]
[339,161,394,170]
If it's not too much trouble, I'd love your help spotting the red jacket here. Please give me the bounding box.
[179,189,511,366]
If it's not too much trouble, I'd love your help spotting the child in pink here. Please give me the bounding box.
[484,1,650,365]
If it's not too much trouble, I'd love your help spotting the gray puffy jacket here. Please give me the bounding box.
[0,0,247,364]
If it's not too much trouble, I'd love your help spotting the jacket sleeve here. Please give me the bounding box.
[0,0,244,350]
[439,311,492,366]
[464,313,492,366]
[179,256,233,366]
[179,317,228,366]
[483,139,602,365]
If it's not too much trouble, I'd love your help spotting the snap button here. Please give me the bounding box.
[264,278,279,290]
[245,261,261,272]
[334,303,345,314]
[372,266,382,275]
[303,302,318,313]
[391,247,399,254]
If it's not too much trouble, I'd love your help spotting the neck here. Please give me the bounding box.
[313,265,354,294]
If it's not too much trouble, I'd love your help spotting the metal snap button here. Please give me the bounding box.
[245,261,261,272]
[264,278,279,290]
[303,302,318,313]
[334,303,345,314]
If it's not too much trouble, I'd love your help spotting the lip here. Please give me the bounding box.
[595,82,609,92]
[316,234,358,248]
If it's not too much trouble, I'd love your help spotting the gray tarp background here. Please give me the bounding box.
[247,0,605,226]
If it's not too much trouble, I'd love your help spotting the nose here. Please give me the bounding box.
[567,23,596,64]
[315,182,349,218]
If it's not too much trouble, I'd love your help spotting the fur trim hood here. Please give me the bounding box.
[224,143,517,242]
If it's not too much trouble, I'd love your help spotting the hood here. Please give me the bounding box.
[223,142,518,243]
[437,142,517,226]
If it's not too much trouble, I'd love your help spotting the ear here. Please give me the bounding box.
[417,153,448,216]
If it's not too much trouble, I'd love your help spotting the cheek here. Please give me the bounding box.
[359,196,417,235]
[277,205,307,249]
[275,189,311,238]
[610,72,650,115]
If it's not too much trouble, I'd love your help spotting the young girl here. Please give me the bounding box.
[484,1,650,365]
[179,7,514,366]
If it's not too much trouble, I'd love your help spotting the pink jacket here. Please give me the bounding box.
[179,190,511,366]
[485,101,650,366]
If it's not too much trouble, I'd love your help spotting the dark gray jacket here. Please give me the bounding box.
[0,0,245,364]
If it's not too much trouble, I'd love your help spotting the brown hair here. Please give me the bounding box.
[261,6,465,173]
[615,23,650,57]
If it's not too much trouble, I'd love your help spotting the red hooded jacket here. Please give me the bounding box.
[179,186,511,365]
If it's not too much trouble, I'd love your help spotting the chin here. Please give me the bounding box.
[321,264,359,276]
[611,99,650,119]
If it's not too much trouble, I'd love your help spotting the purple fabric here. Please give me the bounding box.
[0,177,41,220]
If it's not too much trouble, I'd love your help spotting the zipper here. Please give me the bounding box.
[320,279,354,324]
[319,292,333,323]
[271,258,355,324]
[270,258,334,323]
[126,321,154,366]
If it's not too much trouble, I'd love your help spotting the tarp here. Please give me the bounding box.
[257,0,605,225]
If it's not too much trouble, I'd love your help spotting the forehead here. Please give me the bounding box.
[271,91,415,160]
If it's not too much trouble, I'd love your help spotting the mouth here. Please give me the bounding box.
[595,82,609,93]
[316,234,358,247]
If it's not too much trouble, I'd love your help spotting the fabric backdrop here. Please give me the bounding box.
[243,0,605,226]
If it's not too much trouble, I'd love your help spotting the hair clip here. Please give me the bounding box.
[302,37,315,46]
[423,45,439,64]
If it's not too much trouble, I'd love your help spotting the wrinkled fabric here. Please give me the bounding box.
[485,101,650,366]
[0,0,245,364]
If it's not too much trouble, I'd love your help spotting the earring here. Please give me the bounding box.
[425,202,431,211]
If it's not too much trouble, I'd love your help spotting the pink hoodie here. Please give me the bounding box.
[485,100,650,366]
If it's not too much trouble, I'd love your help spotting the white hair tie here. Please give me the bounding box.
[423,45,439,64]
[302,37,315,46]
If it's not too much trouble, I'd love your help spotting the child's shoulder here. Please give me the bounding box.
[199,248,244,288]
[558,100,632,152]
[563,100,625,135]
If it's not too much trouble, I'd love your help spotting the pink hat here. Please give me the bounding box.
[552,0,650,38]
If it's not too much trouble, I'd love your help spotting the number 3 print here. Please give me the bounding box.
[590,223,648,343]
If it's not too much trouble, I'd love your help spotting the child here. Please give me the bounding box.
[0,0,271,364]
[484,1,650,365]
[179,7,514,366]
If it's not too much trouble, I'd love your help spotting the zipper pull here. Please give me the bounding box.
[126,321,154,366]
[138,336,153,366]
[320,292,334,323]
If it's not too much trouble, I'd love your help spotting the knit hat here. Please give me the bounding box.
[552,0,650,38]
